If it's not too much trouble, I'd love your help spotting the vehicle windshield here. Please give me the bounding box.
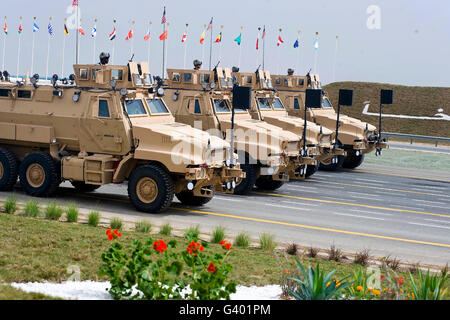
[323,97,333,108]
[213,99,231,113]
[126,99,147,115]
[146,99,170,114]
[273,98,285,110]
[257,98,272,110]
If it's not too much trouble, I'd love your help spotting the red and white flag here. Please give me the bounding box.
[159,30,168,40]
[181,32,187,43]
[125,28,133,40]
[277,35,284,46]
[78,26,85,35]
[144,30,150,41]
[72,0,78,7]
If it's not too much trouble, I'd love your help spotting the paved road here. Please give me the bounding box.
[389,142,450,154]
[1,163,449,266]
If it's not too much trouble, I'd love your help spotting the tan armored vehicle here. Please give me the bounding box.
[232,69,345,177]
[163,64,314,194]
[0,56,243,213]
[272,72,388,169]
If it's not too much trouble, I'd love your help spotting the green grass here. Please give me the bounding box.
[4,196,18,214]
[211,226,226,244]
[159,223,172,236]
[88,211,100,227]
[0,284,58,300]
[45,202,63,221]
[65,204,79,223]
[364,148,450,172]
[135,220,152,233]
[259,233,276,251]
[184,225,200,241]
[234,232,250,248]
[110,217,123,230]
[24,200,40,217]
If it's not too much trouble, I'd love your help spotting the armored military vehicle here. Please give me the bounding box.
[163,65,315,195]
[0,55,243,213]
[272,72,388,169]
[231,69,345,177]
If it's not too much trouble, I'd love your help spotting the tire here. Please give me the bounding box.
[319,155,345,171]
[342,151,365,169]
[19,152,60,197]
[0,148,18,191]
[233,163,257,195]
[128,165,174,213]
[71,181,101,193]
[255,176,284,191]
[305,162,319,178]
[176,189,214,206]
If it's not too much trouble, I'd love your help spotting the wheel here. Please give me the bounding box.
[19,152,60,197]
[128,165,174,213]
[342,151,365,169]
[319,155,344,171]
[255,176,284,191]
[176,189,214,206]
[305,162,319,178]
[71,181,101,193]
[233,163,257,195]
[0,148,18,191]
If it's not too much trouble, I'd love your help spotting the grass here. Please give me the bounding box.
[110,217,123,230]
[234,232,250,248]
[45,202,64,221]
[259,233,276,251]
[211,226,226,244]
[184,225,200,241]
[159,223,172,236]
[65,204,79,223]
[4,196,18,214]
[135,220,152,233]
[24,200,40,217]
[0,213,448,299]
[88,211,100,227]
[0,284,57,300]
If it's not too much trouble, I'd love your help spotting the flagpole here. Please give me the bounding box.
[92,18,97,64]
[277,28,282,74]
[130,20,135,59]
[209,17,213,70]
[62,18,67,77]
[161,6,166,79]
[16,16,22,80]
[238,26,243,68]
[332,35,339,82]
[31,17,37,76]
[45,17,52,80]
[2,16,6,72]
[218,25,223,64]
[201,24,206,69]
[313,32,319,73]
[295,30,301,75]
[256,27,261,68]
[76,1,79,64]
[147,21,152,65]
[183,23,188,69]
[111,19,116,65]
[78,18,82,63]
[164,22,169,78]
[262,25,265,70]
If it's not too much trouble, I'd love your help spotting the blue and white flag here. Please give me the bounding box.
[313,38,319,50]
[91,25,97,38]
[33,22,39,32]
[293,38,299,48]
[48,22,53,36]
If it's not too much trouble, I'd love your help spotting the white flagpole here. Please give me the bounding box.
[111,19,117,65]
[92,18,97,64]
[256,27,260,68]
[164,22,169,78]
[183,23,188,69]
[147,21,152,65]
[332,35,339,82]
[2,16,7,72]
[31,17,37,76]
[130,20,135,59]
[313,32,319,73]
[45,17,52,79]
[218,25,223,64]
[295,30,301,74]
[61,19,67,77]
[201,24,206,68]
[238,26,243,68]
[16,16,22,79]
[78,18,82,63]
[277,28,282,74]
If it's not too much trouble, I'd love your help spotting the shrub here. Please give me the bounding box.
[24,200,40,217]
[66,203,79,223]
[408,268,448,300]
[135,220,152,233]
[160,223,172,236]
[211,226,226,244]
[346,267,381,300]
[45,202,63,220]
[88,211,100,227]
[354,249,371,266]
[110,217,123,230]
[234,232,250,248]
[286,243,298,256]
[259,232,276,251]
[274,252,299,298]
[184,225,200,242]
[409,262,421,275]
[382,255,401,271]
[328,244,345,262]
[306,246,319,258]
[4,196,17,214]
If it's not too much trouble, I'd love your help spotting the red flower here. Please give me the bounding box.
[107,234,114,241]
[187,241,204,256]
[153,240,168,253]
[106,229,112,235]
[207,262,217,273]
[106,228,121,240]
[220,240,232,250]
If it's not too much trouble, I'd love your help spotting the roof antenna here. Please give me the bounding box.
[129,54,135,63]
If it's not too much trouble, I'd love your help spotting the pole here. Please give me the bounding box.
[111,19,116,65]
[92,18,97,64]
[238,26,243,68]
[31,17,37,76]
[277,28,282,74]
[332,35,338,83]
[76,2,79,64]
[16,16,22,80]
[256,27,261,68]
[218,25,223,64]
[162,19,166,78]
[130,20,135,59]
[78,18,82,63]
[147,21,152,65]
[209,18,213,70]
[61,19,66,77]
[262,25,265,70]
[164,22,169,78]
[2,16,6,72]
[313,32,318,73]
[201,24,206,69]
[45,17,52,79]
[295,30,301,74]
[183,23,188,69]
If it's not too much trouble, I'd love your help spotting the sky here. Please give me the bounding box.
[1,0,450,86]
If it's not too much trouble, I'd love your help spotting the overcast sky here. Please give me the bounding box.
[2,0,449,86]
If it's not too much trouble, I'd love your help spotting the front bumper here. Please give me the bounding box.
[316,145,346,165]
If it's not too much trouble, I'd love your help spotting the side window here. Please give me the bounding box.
[0,89,11,97]
[79,69,89,80]
[111,69,123,81]
[294,98,300,110]
[126,99,147,115]
[92,69,100,80]
[98,100,110,118]
[172,73,181,82]
[275,78,281,85]
[184,73,192,83]
[18,90,32,99]
[194,100,201,114]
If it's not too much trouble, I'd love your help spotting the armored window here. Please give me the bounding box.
[297,78,304,86]
[323,97,333,108]
[213,99,230,113]
[133,74,143,86]
[275,78,281,85]
[147,99,170,114]
[0,89,11,97]
[98,100,110,118]
[18,90,32,99]
[245,76,252,84]
[111,69,123,81]
[183,73,192,83]
[273,98,285,110]
[200,73,210,84]
[294,98,300,110]
[172,73,181,82]
[126,99,147,115]
[283,78,289,86]
[144,74,152,85]
[257,98,272,110]
[194,100,202,114]
[92,69,100,80]
[79,69,89,80]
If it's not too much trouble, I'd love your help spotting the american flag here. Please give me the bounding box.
[262,25,266,39]
[207,17,213,30]
[48,22,53,36]
[161,7,166,24]
[72,0,78,7]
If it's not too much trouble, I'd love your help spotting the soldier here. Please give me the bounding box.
[287,68,294,76]
[193,59,202,70]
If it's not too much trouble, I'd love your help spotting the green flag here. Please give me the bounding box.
[234,33,241,46]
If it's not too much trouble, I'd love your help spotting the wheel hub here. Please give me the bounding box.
[26,164,45,188]
[136,177,158,204]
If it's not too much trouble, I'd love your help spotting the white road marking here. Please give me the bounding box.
[354,178,386,184]
[281,200,320,207]
[423,218,450,225]
[332,212,385,221]
[214,196,246,203]
[408,222,450,230]
[347,192,383,198]
[417,203,449,210]
[349,209,393,217]
[413,199,447,205]
[288,185,318,191]
[264,203,311,211]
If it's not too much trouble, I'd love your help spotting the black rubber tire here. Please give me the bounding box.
[342,152,365,169]
[176,189,214,206]
[71,181,101,193]
[319,155,345,171]
[255,175,284,191]
[128,165,174,213]
[0,148,18,191]
[305,163,319,178]
[233,163,257,195]
[19,152,60,197]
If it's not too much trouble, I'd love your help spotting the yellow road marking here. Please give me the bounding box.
[348,169,450,183]
[256,192,450,218]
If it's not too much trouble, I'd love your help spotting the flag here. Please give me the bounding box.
[313,38,319,50]
[18,25,22,34]
[159,30,168,40]
[234,33,241,46]
[3,22,7,35]
[91,25,97,38]
[125,28,133,40]
[64,24,69,35]
[72,0,78,7]
[214,32,222,43]
[48,22,53,36]
[207,18,213,31]
[161,7,166,24]
[144,30,150,41]
[293,38,299,48]
[200,29,206,44]
[181,31,187,43]
[277,35,284,46]
[256,37,259,50]
[33,22,39,32]
[78,26,85,35]
[109,27,116,40]
[262,26,266,39]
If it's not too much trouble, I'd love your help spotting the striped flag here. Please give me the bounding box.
[72,0,78,7]
[161,7,166,24]
[277,35,284,46]
[214,32,222,43]
[200,29,206,44]
[144,30,150,41]
[18,25,23,34]
[3,22,7,35]
[78,26,85,35]
[181,30,187,43]
[91,25,97,38]
[33,22,39,32]
[207,18,213,31]
[262,25,266,39]
[125,28,133,40]
[64,24,69,35]
[109,27,116,40]
[159,29,168,40]
[48,22,53,36]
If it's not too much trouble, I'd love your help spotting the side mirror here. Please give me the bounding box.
[232,85,251,110]
[338,89,354,106]
[380,89,393,105]
[305,89,323,108]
